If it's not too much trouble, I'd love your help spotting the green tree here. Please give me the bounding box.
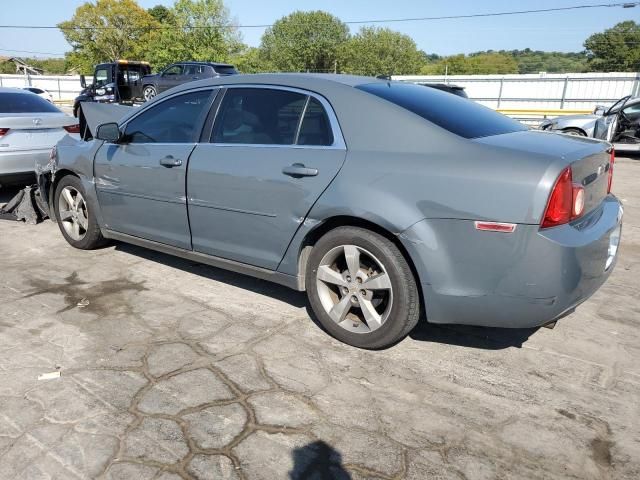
[420,52,518,75]
[58,0,158,72]
[338,27,425,76]
[148,4,174,24]
[260,11,349,72]
[231,47,274,73]
[141,0,243,70]
[584,21,640,72]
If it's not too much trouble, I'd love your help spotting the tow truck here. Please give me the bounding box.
[73,60,151,139]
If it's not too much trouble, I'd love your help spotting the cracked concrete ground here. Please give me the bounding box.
[0,157,639,479]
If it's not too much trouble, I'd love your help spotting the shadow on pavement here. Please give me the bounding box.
[289,441,351,480]
[0,186,21,206]
[114,242,308,308]
[118,242,538,349]
[410,321,539,350]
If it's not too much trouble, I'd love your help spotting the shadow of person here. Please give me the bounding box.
[289,440,351,480]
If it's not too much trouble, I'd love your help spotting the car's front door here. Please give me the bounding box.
[187,87,347,270]
[94,89,216,249]
[158,64,185,92]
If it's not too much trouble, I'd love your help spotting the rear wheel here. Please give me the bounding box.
[306,227,420,349]
[54,176,105,250]
[143,85,157,101]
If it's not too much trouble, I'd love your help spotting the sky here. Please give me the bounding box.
[0,0,638,58]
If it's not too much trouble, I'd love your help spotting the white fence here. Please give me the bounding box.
[393,72,640,112]
[0,74,82,101]
[1,71,639,111]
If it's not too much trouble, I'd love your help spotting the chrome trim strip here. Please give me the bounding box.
[96,188,185,205]
[188,199,277,217]
[102,229,303,291]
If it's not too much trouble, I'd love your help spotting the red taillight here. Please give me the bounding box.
[541,166,584,229]
[607,148,615,194]
[64,124,81,134]
[0,128,9,137]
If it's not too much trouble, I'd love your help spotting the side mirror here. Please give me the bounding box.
[80,74,86,88]
[593,105,606,115]
[96,122,121,143]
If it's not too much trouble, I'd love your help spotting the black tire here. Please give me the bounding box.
[562,128,587,137]
[305,226,420,349]
[53,175,106,250]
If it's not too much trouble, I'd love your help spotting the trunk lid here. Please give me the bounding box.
[474,130,612,219]
[0,113,77,150]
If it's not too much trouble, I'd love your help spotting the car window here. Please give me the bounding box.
[163,65,183,76]
[184,65,205,75]
[0,92,60,113]
[297,97,334,146]
[622,103,640,121]
[95,68,109,87]
[214,66,238,75]
[212,88,307,145]
[356,82,527,139]
[124,90,213,143]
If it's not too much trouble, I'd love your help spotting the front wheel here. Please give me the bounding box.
[54,175,106,250]
[562,128,587,137]
[305,227,420,349]
[143,85,157,101]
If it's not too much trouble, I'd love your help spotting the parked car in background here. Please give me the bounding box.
[540,95,640,151]
[0,88,79,186]
[38,74,621,349]
[140,62,238,100]
[22,87,54,103]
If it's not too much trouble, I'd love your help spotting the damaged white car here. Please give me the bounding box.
[540,95,640,152]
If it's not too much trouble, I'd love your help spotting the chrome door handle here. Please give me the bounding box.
[159,155,182,167]
[282,163,318,178]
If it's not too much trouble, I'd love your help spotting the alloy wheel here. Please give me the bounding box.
[58,186,88,241]
[315,245,393,334]
[143,86,156,100]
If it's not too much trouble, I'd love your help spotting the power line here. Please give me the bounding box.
[0,48,65,56]
[0,2,637,30]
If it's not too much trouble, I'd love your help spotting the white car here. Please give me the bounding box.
[22,86,54,103]
[1,88,80,186]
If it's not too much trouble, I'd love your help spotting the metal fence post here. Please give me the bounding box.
[497,78,504,109]
[632,73,640,97]
[57,78,61,100]
[560,76,569,109]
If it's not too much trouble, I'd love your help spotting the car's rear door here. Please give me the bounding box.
[94,88,216,249]
[187,86,346,270]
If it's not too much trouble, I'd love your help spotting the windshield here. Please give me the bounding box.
[606,95,632,115]
[357,82,526,139]
[0,92,61,113]
[94,67,110,87]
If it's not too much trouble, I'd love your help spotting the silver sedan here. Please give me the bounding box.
[0,88,79,186]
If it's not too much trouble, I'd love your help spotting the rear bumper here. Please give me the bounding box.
[0,149,50,176]
[400,195,623,328]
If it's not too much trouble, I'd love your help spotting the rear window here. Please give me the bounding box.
[214,66,238,75]
[356,82,526,139]
[0,92,60,113]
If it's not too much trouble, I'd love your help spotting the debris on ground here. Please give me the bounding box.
[0,185,49,224]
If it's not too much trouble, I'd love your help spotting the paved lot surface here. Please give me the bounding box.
[0,157,639,480]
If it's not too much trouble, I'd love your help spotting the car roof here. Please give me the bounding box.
[169,73,386,93]
[0,87,33,94]
[174,61,236,68]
